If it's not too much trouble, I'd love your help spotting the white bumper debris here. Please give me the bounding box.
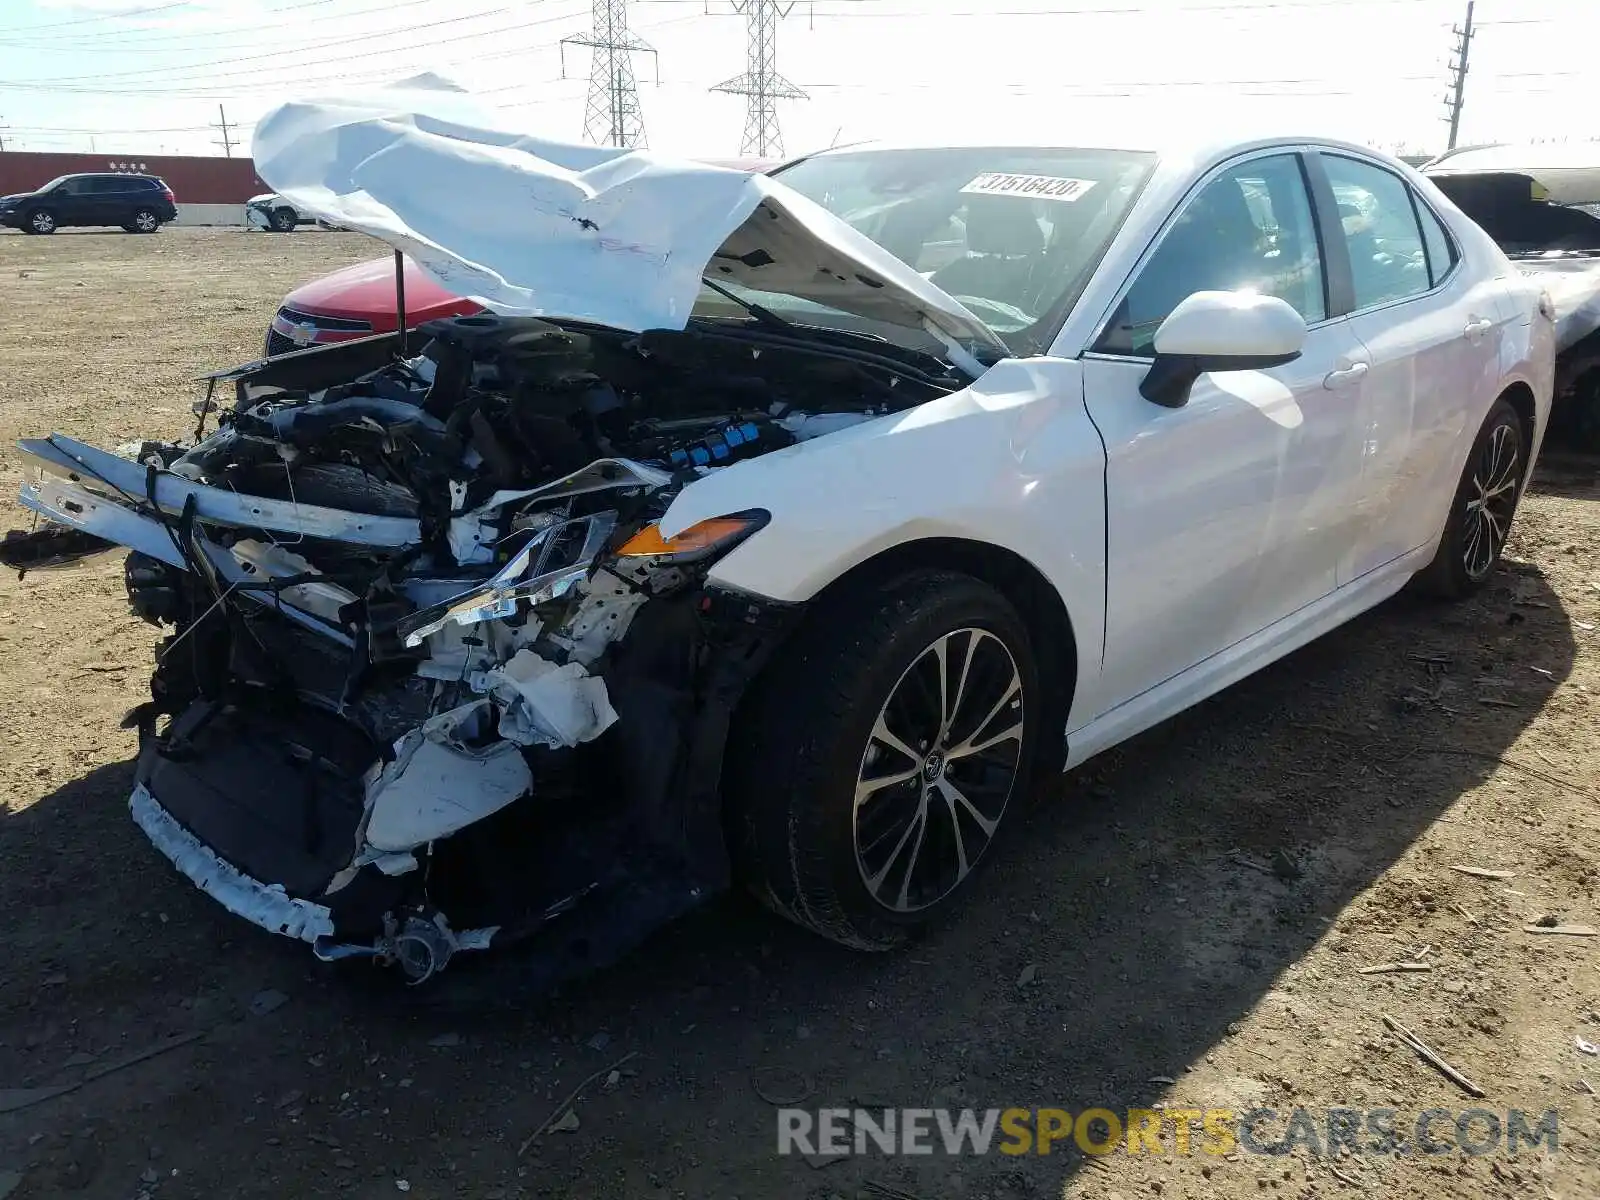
[130,784,336,943]
[364,701,535,853]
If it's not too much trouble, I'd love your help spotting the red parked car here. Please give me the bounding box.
[264,157,779,357]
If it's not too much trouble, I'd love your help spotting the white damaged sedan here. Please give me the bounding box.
[5,86,1555,985]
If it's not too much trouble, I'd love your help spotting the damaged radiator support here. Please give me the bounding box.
[2,311,888,983]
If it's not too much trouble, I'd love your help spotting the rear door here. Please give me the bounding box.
[87,176,128,225]
[1078,150,1369,711]
[1310,152,1508,582]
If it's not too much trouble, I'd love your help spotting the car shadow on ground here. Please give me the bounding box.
[0,563,1578,1199]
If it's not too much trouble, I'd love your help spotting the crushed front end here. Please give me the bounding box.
[4,315,919,984]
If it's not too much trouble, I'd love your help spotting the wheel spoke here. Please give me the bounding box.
[863,798,926,899]
[868,713,920,767]
[1483,443,1519,497]
[855,763,921,809]
[943,632,980,741]
[934,781,972,879]
[936,776,1000,838]
[947,677,1021,758]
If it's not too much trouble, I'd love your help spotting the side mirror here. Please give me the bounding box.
[1139,291,1307,409]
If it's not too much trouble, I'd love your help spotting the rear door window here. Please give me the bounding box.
[1413,196,1458,286]
[1320,156,1432,309]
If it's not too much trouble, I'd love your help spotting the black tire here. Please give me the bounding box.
[725,570,1038,950]
[24,208,56,235]
[1416,397,1526,599]
[129,207,160,234]
[269,207,297,232]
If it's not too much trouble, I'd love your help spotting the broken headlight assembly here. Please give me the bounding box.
[614,510,769,565]
[396,509,767,649]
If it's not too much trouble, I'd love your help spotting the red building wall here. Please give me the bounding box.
[0,152,265,203]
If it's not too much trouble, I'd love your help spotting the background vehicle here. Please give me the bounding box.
[265,256,479,355]
[0,172,177,234]
[261,157,779,355]
[1424,144,1600,449]
[245,191,320,233]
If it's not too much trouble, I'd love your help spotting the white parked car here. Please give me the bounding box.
[244,191,326,232]
[6,91,1555,985]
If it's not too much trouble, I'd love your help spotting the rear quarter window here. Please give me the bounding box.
[1413,194,1459,286]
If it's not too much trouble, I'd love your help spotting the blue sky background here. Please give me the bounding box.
[0,0,1594,159]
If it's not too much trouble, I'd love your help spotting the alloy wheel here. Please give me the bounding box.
[30,211,54,233]
[1462,421,1519,581]
[134,210,158,232]
[852,627,1025,913]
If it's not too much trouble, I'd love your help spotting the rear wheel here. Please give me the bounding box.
[1416,397,1526,598]
[25,208,56,234]
[270,207,297,232]
[726,570,1037,950]
[130,207,160,233]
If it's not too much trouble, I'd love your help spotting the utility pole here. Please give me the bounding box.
[1443,0,1475,151]
[212,103,236,157]
[560,0,657,148]
[710,1,807,158]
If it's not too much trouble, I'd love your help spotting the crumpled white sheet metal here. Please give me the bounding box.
[478,649,619,748]
[250,75,1005,357]
[364,700,533,853]
[1521,256,1600,353]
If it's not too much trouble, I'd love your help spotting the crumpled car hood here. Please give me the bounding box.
[1425,147,1600,208]
[251,76,1008,362]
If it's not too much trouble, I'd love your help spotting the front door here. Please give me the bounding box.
[1077,151,1368,715]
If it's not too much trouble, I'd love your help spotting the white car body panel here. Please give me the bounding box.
[663,134,1554,763]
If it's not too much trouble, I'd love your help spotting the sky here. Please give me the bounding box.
[0,0,1595,161]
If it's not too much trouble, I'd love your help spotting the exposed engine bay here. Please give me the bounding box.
[5,314,955,984]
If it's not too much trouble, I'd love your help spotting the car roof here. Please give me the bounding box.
[789,132,1400,170]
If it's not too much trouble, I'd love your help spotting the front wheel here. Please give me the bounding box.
[726,570,1037,950]
[1416,397,1526,598]
[269,207,297,232]
[26,208,56,234]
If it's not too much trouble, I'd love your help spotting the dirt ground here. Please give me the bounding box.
[0,227,1597,1200]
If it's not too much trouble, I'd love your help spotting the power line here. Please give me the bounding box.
[11,5,517,86]
[0,6,590,97]
[0,0,380,46]
[8,1,188,33]
[560,0,657,147]
[711,0,807,157]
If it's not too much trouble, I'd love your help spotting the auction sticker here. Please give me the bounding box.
[961,172,1097,201]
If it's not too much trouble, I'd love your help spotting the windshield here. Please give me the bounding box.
[34,176,72,193]
[692,146,1157,354]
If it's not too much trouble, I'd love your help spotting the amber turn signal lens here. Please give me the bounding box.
[616,516,758,558]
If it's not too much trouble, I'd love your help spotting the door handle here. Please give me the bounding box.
[1323,362,1369,389]
[1464,317,1493,339]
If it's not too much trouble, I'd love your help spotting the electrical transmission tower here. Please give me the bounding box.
[710,1,807,158]
[1442,0,1475,151]
[561,0,658,148]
